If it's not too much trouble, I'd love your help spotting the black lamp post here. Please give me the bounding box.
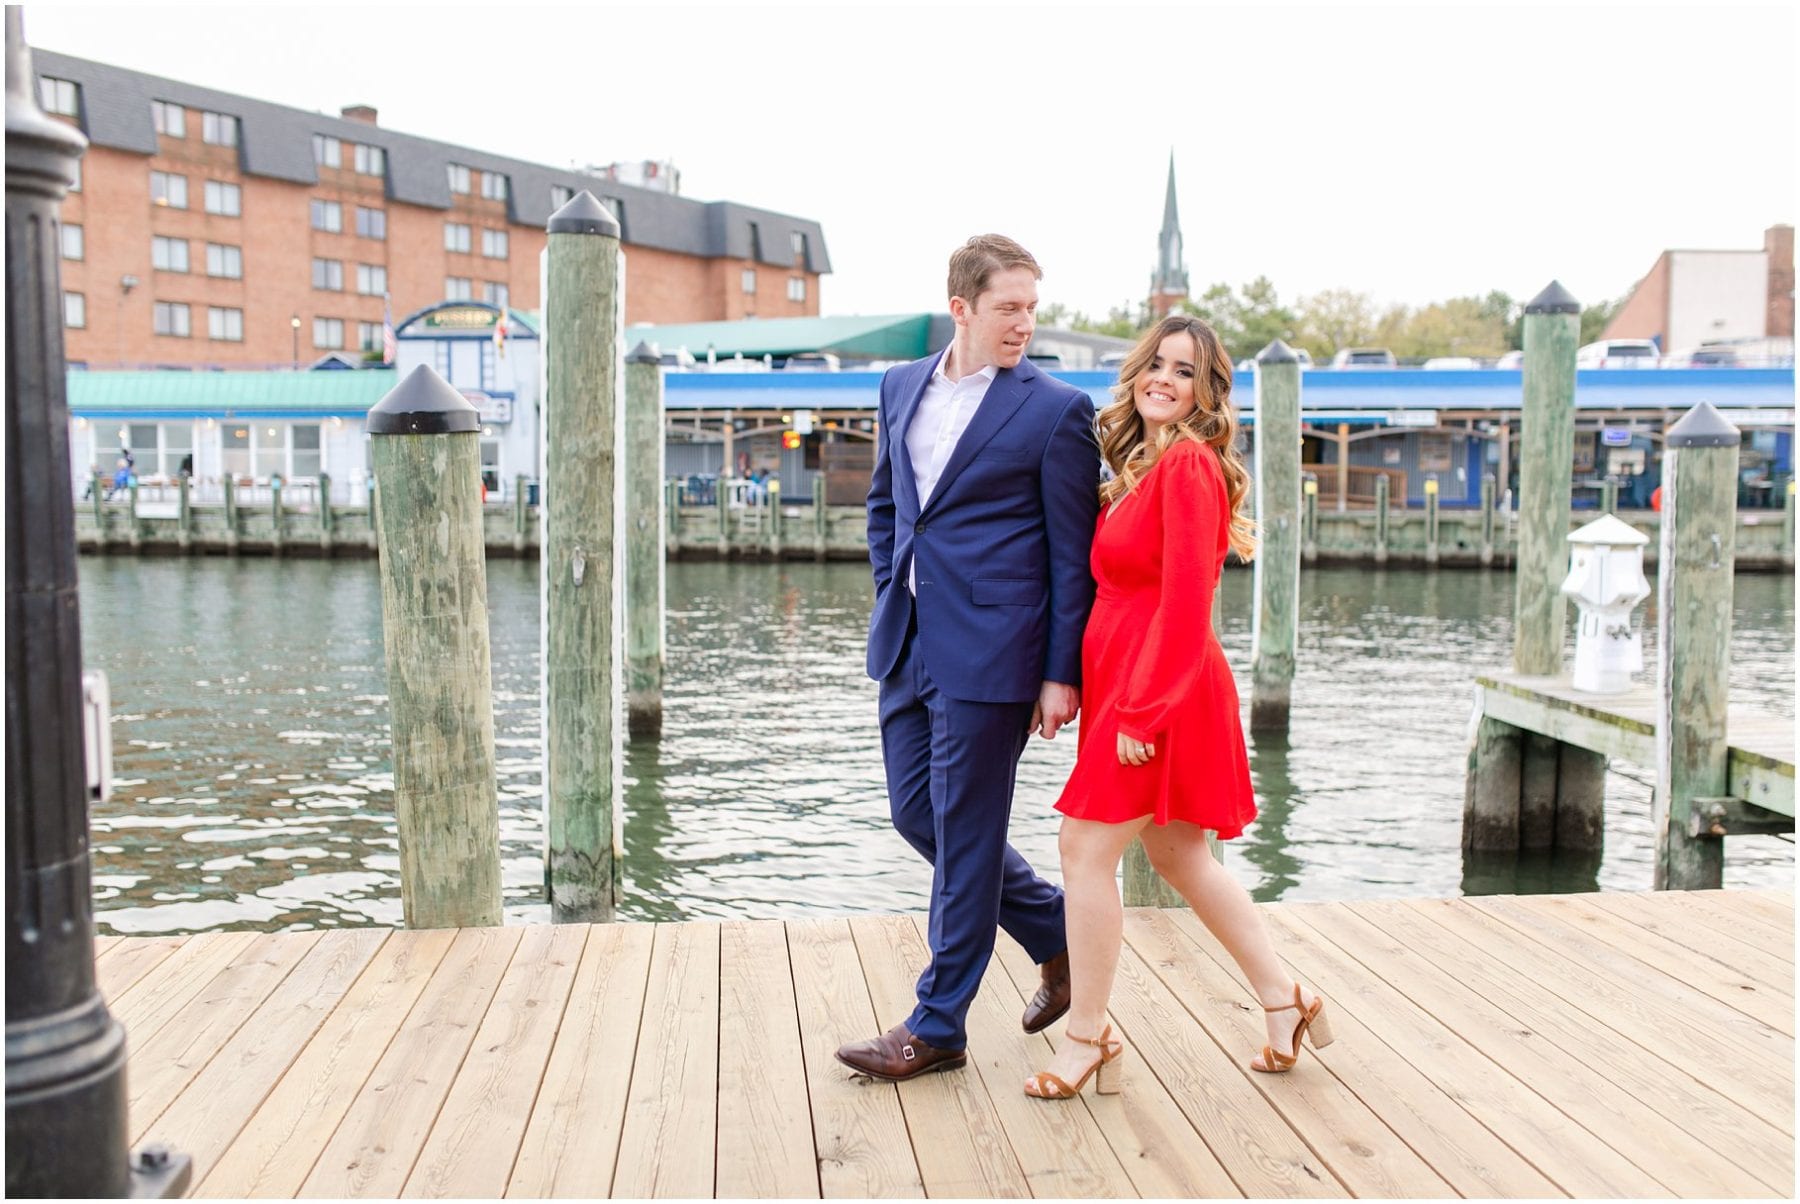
[5,10,188,1196]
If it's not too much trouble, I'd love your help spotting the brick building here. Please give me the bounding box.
[34,50,831,369]
[1601,224,1794,355]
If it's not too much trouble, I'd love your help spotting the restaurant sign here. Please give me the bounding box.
[460,390,513,424]
[424,306,502,330]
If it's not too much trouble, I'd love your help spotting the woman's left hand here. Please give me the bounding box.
[1117,733,1155,766]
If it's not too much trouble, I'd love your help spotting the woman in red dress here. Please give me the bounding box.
[1025,316,1332,1100]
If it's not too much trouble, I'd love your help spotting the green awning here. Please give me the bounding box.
[68,369,399,415]
[624,313,932,360]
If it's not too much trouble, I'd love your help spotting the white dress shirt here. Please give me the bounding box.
[904,348,998,592]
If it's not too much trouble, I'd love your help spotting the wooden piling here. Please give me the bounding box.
[512,473,528,554]
[318,472,333,554]
[222,473,239,553]
[1653,402,1739,890]
[624,341,665,741]
[1601,477,1619,516]
[1423,476,1440,565]
[543,191,623,923]
[768,479,783,557]
[1464,716,1523,851]
[665,479,683,557]
[1373,474,1389,564]
[716,472,731,556]
[1784,479,1795,570]
[1519,732,1558,849]
[91,469,106,549]
[126,481,140,549]
[812,475,827,560]
[1554,744,1607,852]
[1302,475,1318,563]
[1514,281,1579,675]
[270,476,283,557]
[177,473,191,551]
[1479,472,1496,566]
[366,365,503,929]
[1250,340,1300,733]
[1122,842,1185,908]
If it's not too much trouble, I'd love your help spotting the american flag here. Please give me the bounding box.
[381,293,396,365]
[492,304,507,360]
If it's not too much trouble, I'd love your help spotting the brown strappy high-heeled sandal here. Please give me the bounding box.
[1250,983,1334,1073]
[1024,1024,1125,1099]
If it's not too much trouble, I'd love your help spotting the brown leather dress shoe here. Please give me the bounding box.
[1021,950,1071,1033]
[835,1024,966,1082]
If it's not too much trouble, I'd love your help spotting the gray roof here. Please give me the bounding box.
[31,48,832,272]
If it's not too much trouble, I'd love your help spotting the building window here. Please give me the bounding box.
[551,184,573,209]
[204,180,241,216]
[90,421,189,478]
[153,301,191,337]
[353,143,385,176]
[480,171,507,201]
[313,317,344,349]
[787,276,806,302]
[207,306,244,342]
[313,134,341,168]
[205,242,243,278]
[310,199,342,232]
[150,170,188,209]
[482,281,509,308]
[224,423,321,481]
[62,223,83,261]
[481,228,508,258]
[445,276,472,301]
[152,100,185,137]
[741,268,756,295]
[444,222,471,253]
[358,321,383,352]
[355,206,386,240]
[201,110,238,146]
[64,291,85,329]
[356,264,386,295]
[311,257,344,291]
[69,158,80,193]
[791,231,806,259]
[152,236,190,272]
[447,163,471,194]
[38,77,79,117]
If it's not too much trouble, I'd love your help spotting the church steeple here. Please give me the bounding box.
[1150,151,1189,317]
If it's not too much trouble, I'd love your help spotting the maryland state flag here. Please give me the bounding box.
[493,304,508,360]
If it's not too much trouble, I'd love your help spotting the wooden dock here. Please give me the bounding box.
[99,891,1792,1198]
[1477,672,1796,818]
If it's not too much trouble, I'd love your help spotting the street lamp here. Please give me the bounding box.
[290,314,300,369]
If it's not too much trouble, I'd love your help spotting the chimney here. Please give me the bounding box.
[341,104,378,126]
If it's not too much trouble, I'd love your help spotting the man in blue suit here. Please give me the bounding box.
[836,235,1099,1080]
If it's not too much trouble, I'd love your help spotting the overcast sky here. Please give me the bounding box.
[21,1,1797,319]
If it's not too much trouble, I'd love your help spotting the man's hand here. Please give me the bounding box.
[1030,681,1080,740]
[1117,733,1155,766]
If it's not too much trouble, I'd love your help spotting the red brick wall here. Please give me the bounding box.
[55,114,821,366]
[1601,252,1671,347]
[1766,224,1794,339]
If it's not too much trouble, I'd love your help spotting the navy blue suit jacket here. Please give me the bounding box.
[866,351,1100,704]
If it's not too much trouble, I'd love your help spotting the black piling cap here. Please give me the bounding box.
[1524,280,1581,314]
[366,364,481,436]
[1256,338,1299,365]
[626,340,661,364]
[548,190,621,237]
[1664,401,1741,448]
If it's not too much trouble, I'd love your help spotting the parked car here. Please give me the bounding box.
[1664,344,1741,367]
[1576,339,1660,368]
[1422,356,1479,370]
[1330,347,1397,368]
[1098,351,1128,372]
[1494,350,1524,369]
[779,351,840,371]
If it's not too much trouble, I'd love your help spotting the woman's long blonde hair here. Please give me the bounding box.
[1098,315,1257,560]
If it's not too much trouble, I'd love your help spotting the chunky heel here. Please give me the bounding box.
[1307,1004,1335,1049]
[1250,983,1333,1073]
[1095,1052,1123,1095]
[1025,1024,1126,1100]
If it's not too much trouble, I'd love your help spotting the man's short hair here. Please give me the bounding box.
[947,234,1042,308]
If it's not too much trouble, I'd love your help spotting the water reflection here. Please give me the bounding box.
[76,555,1793,934]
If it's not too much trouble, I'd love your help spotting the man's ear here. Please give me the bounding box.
[949,295,971,326]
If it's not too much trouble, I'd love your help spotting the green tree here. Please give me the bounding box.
[1579,297,1623,346]
[1293,288,1378,359]
[1183,276,1296,361]
[1390,295,1510,359]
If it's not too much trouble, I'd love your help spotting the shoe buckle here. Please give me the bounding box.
[902,1045,916,1062]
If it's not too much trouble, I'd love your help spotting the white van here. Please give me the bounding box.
[1576,339,1660,368]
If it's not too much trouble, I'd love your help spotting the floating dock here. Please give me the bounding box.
[99,890,1792,1198]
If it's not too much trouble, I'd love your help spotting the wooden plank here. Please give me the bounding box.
[784,918,924,1199]
[506,922,656,1199]
[300,925,522,1198]
[1534,895,1792,1030]
[1638,891,1797,961]
[1375,898,1792,1195]
[128,931,324,1142]
[1581,892,1795,994]
[1126,908,1462,1198]
[197,929,457,1199]
[140,930,389,1180]
[98,935,187,1001]
[611,922,721,1199]
[715,921,819,1199]
[1700,888,1797,932]
[1299,900,1776,1195]
[1263,905,1664,1196]
[110,931,258,1045]
[990,934,1243,1200]
[1463,895,1794,1123]
[847,914,1028,1198]
[94,934,119,956]
[910,915,1138,1199]
[402,924,588,1198]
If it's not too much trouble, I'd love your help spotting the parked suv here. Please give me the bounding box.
[1576,339,1660,368]
[1330,347,1397,368]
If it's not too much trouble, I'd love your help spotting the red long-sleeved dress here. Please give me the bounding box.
[1054,439,1257,837]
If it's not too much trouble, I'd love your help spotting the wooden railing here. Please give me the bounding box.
[1305,464,1408,507]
